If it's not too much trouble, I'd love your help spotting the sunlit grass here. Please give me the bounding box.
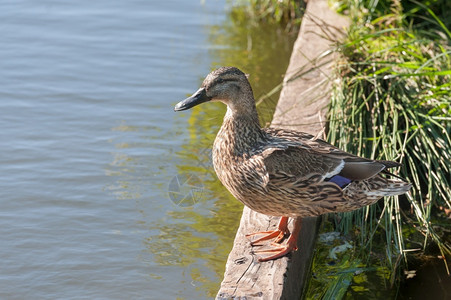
[325,0,451,291]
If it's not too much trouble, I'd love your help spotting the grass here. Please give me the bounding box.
[323,0,451,293]
[228,0,304,31]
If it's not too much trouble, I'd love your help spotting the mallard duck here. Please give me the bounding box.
[174,67,411,261]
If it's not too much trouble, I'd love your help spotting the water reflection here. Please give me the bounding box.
[209,6,298,125]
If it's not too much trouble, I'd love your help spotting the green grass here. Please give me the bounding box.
[228,0,304,30]
[324,0,451,293]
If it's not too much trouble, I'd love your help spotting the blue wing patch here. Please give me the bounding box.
[327,175,351,188]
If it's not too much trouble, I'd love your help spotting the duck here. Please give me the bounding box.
[174,66,411,262]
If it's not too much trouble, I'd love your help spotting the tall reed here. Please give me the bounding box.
[328,0,450,284]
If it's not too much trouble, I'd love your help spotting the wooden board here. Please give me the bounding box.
[217,209,319,299]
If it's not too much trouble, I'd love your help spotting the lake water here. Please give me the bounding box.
[0,1,296,299]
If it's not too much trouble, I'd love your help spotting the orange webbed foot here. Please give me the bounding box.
[249,217,302,262]
[253,242,298,262]
[245,216,289,245]
[246,229,286,245]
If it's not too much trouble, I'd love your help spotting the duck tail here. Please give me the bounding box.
[376,178,412,196]
[343,175,412,206]
[364,175,412,197]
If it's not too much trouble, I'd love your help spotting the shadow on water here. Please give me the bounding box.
[145,4,298,298]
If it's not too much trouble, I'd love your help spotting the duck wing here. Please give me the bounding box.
[261,128,399,183]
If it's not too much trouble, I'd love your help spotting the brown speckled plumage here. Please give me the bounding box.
[175,67,412,260]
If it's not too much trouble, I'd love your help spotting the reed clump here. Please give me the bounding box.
[325,0,450,291]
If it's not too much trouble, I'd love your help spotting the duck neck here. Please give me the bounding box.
[216,105,264,155]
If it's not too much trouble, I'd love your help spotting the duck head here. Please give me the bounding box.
[174,67,255,115]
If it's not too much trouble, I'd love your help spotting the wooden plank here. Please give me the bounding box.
[217,1,349,299]
[217,210,319,299]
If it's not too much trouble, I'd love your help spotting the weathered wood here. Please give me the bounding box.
[217,210,319,300]
[217,0,349,299]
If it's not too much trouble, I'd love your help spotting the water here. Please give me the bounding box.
[0,1,296,299]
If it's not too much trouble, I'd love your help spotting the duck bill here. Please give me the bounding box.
[174,88,209,111]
